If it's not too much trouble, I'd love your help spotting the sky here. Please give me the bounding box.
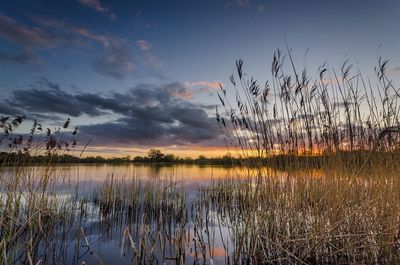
[0,0,399,157]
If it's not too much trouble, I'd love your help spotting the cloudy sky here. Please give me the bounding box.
[0,0,399,157]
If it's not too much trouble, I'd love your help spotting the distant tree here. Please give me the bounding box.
[183,156,193,163]
[147,149,164,162]
[133,156,144,162]
[164,154,175,162]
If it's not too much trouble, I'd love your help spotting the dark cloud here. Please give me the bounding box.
[33,17,138,79]
[1,14,153,80]
[87,82,223,144]
[0,80,222,147]
[10,78,104,117]
[0,14,55,48]
[32,16,111,48]
[0,102,24,116]
[0,49,42,64]
[92,43,136,79]
[79,113,221,147]
[36,77,60,90]
[0,14,57,66]
[23,16,137,79]
[28,112,64,122]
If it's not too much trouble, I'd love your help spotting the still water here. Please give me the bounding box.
[5,163,259,265]
[2,163,395,264]
[37,163,249,196]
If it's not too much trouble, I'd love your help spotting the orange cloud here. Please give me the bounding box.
[185,81,223,89]
[390,67,400,75]
[171,90,193,100]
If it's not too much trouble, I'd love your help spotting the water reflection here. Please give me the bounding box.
[0,164,351,265]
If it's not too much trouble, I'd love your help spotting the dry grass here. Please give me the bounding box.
[0,118,78,264]
[202,164,400,263]
[209,49,400,264]
[216,50,400,159]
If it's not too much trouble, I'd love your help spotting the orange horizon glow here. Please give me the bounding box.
[72,144,328,159]
[72,145,233,159]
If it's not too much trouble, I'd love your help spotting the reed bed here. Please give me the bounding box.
[0,117,79,265]
[208,49,400,263]
[80,163,400,264]
[88,175,221,264]
[201,165,400,264]
[216,50,400,159]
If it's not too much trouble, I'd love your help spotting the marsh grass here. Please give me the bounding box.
[83,163,400,264]
[201,165,400,263]
[0,117,79,264]
[92,175,189,264]
[216,50,400,160]
[208,49,400,263]
[86,174,233,265]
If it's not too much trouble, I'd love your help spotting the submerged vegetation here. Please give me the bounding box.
[1,49,400,264]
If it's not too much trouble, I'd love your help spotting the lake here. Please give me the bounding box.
[1,164,252,264]
[2,162,398,264]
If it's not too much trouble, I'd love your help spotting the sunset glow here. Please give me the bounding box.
[0,0,399,157]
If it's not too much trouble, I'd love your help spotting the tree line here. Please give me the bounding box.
[2,148,394,170]
[0,149,236,165]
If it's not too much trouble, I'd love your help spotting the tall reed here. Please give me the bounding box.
[216,50,400,162]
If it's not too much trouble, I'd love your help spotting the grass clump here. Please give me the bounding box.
[0,117,79,265]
